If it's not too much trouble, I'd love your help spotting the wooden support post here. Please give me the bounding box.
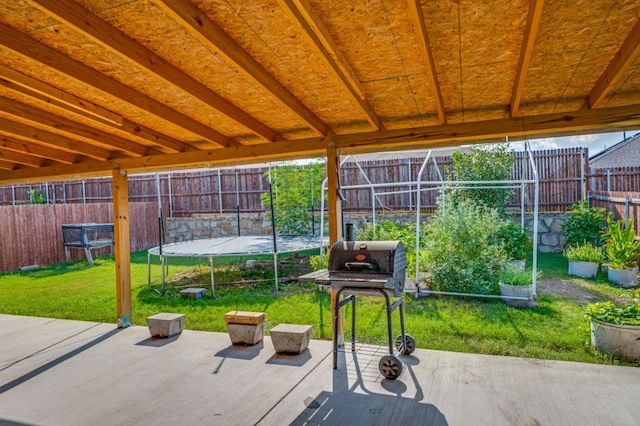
[327,142,344,346]
[113,166,132,328]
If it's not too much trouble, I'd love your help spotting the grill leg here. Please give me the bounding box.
[383,291,394,356]
[351,295,356,352]
[398,298,407,354]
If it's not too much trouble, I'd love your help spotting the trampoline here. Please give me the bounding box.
[147,235,327,297]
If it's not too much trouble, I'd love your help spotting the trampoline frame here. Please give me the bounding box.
[147,235,326,297]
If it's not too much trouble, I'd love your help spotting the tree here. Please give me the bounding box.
[262,161,326,235]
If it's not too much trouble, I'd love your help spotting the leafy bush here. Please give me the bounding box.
[496,221,532,260]
[564,243,605,263]
[602,217,640,269]
[422,199,509,295]
[309,252,328,271]
[356,220,422,276]
[499,267,542,286]
[449,144,515,213]
[563,201,608,248]
[585,300,640,326]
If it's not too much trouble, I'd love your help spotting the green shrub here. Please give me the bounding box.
[585,300,640,326]
[356,220,422,276]
[563,200,608,248]
[496,221,532,260]
[449,144,515,213]
[423,199,509,295]
[602,217,640,269]
[564,243,605,263]
[499,267,542,286]
[309,252,328,271]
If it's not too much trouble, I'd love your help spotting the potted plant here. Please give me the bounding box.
[497,222,532,272]
[564,243,604,278]
[585,292,640,362]
[602,217,640,287]
[499,267,540,308]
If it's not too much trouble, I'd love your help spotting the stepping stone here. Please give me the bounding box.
[179,288,206,299]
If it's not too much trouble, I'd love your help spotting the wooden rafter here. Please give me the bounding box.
[0,22,236,149]
[0,135,81,164]
[277,0,383,130]
[2,103,639,185]
[511,0,545,117]
[407,0,446,125]
[29,0,283,143]
[0,158,19,171]
[584,17,640,110]
[0,65,195,154]
[0,148,57,168]
[154,0,331,137]
[0,97,160,157]
[0,117,119,161]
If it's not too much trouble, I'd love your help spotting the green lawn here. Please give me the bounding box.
[0,251,637,366]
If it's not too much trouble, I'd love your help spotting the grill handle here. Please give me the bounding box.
[345,262,373,270]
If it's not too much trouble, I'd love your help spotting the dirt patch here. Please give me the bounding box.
[537,277,626,305]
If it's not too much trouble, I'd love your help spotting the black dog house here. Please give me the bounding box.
[62,223,114,266]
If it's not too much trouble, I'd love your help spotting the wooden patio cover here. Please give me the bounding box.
[1,0,639,325]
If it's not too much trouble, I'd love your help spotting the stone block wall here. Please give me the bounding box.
[165,211,570,253]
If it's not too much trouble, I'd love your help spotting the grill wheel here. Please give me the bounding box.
[378,354,403,380]
[395,334,416,356]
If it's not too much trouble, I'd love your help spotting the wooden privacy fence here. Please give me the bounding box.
[0,147,590,215]
[0,202,161,272]
[589,191,640,237]
[588,167,640,192]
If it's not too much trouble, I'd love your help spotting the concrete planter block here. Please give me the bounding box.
[270,324,312,354]
[146,313,185,338]
[179,288,206,299]
[224,311,266,346]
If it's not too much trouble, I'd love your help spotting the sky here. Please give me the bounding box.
[508,129,640,158]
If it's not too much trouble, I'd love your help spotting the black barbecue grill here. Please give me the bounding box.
[327,240,416,380]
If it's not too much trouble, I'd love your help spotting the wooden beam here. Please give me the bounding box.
[0,117,118,161]
[277,0,383,130]
[584,17,640,109]
[30,0,283,142]
[0,22,236,148]
[407,0,446,124]
[0,134,80,164]
[154,0,331,137]
[0,96,161,157]
[326,142,343,347]
[112,167,132,328]
[511,0,545,117]
[1,104,639,185]
[0,65,195,154]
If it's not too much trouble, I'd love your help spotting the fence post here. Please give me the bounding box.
[625,196,631,220]
[168,173,173,217]
[580,148,586,201]
[217,169,223,213]
[82,179,86,204]
[11,185,15,205]
[606,169,611,192]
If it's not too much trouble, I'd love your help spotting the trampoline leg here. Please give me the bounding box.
[209,257,217,299]
[147,252,151,287]
[161,255,166,295]
[273,252,279,292]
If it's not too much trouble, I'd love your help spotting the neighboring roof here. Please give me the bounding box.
[589,133,640,169]
[0,1,640,184]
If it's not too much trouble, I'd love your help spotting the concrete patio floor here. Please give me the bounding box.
[1,313,639,425]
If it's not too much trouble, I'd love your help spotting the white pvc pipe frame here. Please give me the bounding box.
[319,143,540,301]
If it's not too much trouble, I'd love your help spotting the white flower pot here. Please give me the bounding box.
[499,282,535,308]
[568,261,599,278]
[607,266,639,287]
[590,319,640,362]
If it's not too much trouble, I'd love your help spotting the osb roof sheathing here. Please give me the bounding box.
[0,0,638,185]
